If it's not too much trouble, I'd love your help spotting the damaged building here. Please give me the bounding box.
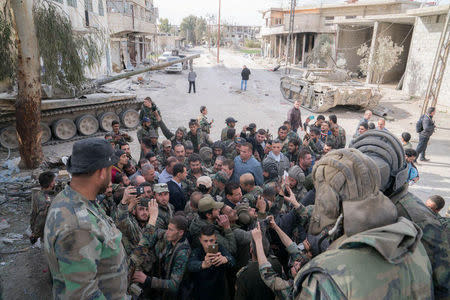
[260,0,420,67]
[107,0,158,71]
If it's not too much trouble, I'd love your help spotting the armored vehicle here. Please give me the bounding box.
[0,54,199,149]
[280,68,381,113]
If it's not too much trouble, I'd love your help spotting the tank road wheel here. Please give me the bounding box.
[76,114,99,136]
[0,126,18,149]
[120,109,140,129]
[280,81,292,100]
[98,112,120,132]
[311,94,325,112]
[41,123,52,144]
[52,119,77,140]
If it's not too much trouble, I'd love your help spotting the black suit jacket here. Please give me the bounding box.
[167,180,187,212]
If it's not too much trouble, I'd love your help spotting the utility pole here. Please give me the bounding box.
[217,0,221,63]
[285,0,296,74]
[422,9,450,114]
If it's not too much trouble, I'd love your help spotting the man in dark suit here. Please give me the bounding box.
[167,163,188,212]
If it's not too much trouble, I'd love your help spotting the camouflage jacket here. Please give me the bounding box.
[293,217,433,300]
[96,194,118,222]
[211,186,225,201]
[242,186,263,208]
[335,125,346,148]
[139,105,161,130]
[44,186,127,299]
[189,217,237,255]
[223,140,238,159]
[287,130,299,143]
[184,168,210,197]
[198,115,211,134]
[391,188,450,299]
[137,125,158,143]
[259,242,307,300]
[116,203,144,255]
[132,225,191,298]
[30,189,55,240]
[186,129,211,152]
[221,126,232,141]
[109,130,133,144]
[156,203,175,230]
[157,151,174,169]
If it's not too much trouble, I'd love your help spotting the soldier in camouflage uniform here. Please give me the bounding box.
[157,140,174,169]
[137,117,158,143]
[186,119,212,153]
[139,97,161,133]
[184,153,210,197]
[96,182,119,221]
[189,195,237,255]
[240,173,263,208]
[221,117,238,141]
[351,130,450,298]
[254,149,433,299]
[199,146,214,171]
[198,106,213,134]
[131,200,191,300]
[329,114,346,148]
[30,171,56,244]
[153,183,174,230]
[110,120,133,145]
[44,138,127,299]
[283,121,299,144]
[211,171,228,201]
[116,187,148,254]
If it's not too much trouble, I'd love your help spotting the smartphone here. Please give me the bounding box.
[130,187,145,196]
[309,115,315,120]
[207,244,219,254]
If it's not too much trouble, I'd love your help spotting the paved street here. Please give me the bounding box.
[41,47,450,213]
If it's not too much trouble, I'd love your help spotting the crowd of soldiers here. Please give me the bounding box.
[31,96,449,299]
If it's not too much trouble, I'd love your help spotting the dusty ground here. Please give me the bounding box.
[0,47,449,298]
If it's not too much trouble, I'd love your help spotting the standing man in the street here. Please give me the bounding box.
[287,100,302,133]
[241,65,251,91]
[44,138,127,299]
[188,68,197,94]
[416,107,436,162]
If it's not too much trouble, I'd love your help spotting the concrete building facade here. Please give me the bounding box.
[107,0,158,71]
[403,5,450,111]
[260,0,420,69]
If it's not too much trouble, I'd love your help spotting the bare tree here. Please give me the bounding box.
[11,0,43,168]
[357,36,404,86]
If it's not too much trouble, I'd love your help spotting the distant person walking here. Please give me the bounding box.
[188,68,197,93]
[415,107,436,162]
[241,65,251,91]
[287,100,302,132]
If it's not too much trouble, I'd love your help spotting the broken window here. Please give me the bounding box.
[325,16,334,20]
[345,15,356,19]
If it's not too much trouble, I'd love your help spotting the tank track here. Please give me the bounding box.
[0,98,142,125]
[43,127,136,146]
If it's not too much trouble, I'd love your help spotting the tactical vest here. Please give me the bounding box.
[293,242,433,299]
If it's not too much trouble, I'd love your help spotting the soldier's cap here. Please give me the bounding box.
[138,198,150,207]
[197,176,212,189]
[154,183,169,193]
[235,137,246,145]
[162,140,172,147]
[248,123,257,129]
[198,194,223,212]
[115,149,126,158]
[148,130,158,138]
[225,117,238,123]
[236,203,251,225]
[142,117,150,123]
[67,138,118,174]
[212,171,228,184]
